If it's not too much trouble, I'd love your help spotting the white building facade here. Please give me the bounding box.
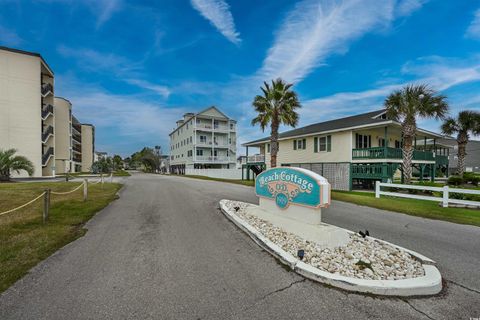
[169,106,236,174]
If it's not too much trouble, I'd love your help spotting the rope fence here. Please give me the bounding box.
[0,175,115,223]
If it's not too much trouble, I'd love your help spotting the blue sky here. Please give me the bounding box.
[1,0,480,156]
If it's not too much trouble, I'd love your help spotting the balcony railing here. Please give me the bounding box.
[195,156,234,162]
[41,83,53,96]
[247,155,265,163]
[195,124,233,132]
[352,147,435,161]
[41,104,54,119]
[42,147,54,166]
[73,145,82,153]
[351,163,400,179]
[73,133,82,143]
[42,126,54,143]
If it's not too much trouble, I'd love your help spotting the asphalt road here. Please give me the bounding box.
[1,173,479,319]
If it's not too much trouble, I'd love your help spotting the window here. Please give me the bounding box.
[230,123,234,129]
[395,140,401,148]
[355,133,371,149]
[314,135,332,152]
[228,138,232,144]
[196,149,203,156]
[200,135,207,143]
[213,150,218,156]
[214,120,219,128]
[190,136,193,143]
[293,139,306,150]
[378,138,386,147]
[267,143,270,153]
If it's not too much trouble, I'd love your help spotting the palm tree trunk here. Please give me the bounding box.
[456,141,467,176]
[270,118,279,168]
[402,123,416,184]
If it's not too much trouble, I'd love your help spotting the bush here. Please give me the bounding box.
[463,172,475,182]
[470,176,480,186]
[448,176,464,186]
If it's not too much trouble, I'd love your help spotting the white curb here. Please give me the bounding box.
[219,200,442,297]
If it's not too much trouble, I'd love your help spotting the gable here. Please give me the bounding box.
[198,106,229,119]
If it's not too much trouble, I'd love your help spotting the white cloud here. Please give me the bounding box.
[298,56,480,130]
[256,0,430,84]
[56,75,185,156]
[396,0,428,17]
[95,0,122,27]
[466,8,480,40]
[57,46,171,98]
[191,0,241,44]
[125,79,171,98]
[0,25,22,46]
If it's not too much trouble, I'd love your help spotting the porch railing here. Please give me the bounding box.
[247,155,265,163]
[352,147,435,161]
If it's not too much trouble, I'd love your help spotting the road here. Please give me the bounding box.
[1,173,479,319]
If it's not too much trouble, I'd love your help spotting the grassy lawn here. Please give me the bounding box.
[0,181,122,293]
[331,191,480,227]
[112,170,131,177]
[175,174,480,227]
[182,175,255,187]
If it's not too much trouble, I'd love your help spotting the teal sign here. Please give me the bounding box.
[255,167,330,209]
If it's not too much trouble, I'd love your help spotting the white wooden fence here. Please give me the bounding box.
[185,168,242,180]
[375,181,480,208]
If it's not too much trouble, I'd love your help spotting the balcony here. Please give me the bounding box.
[42,125,54,143]
[41,104,54,120]
[195,156,234,163]
[73,132,82,143]
[73,145,82,153]
[195,124,233,132]
[41,83,53,97]
[352,147,435,161]
[42,147,54,166]
[247,154,265,163]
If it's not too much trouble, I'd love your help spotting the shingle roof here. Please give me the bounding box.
[244,109,389,146]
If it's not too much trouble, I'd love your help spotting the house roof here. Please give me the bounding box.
[243,109,444,146]
[169,106,235,136]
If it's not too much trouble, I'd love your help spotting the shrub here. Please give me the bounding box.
[463,172,475,183]
[470,176,480,186]
[448,175,464,186]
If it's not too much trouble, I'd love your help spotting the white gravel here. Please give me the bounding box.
[223,200,425,280]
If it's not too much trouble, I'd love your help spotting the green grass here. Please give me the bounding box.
[0,181,122,293]
[181,175,255,187]
[331,190,480,227]
[112,170,131,177]
[176,174,480,227]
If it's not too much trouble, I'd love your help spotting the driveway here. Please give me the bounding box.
[0,173,479,319]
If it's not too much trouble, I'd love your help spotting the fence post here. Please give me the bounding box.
[83,179,88,201]
[375,181,381,198]
[101,174,104,189]
[43,189,50,224]
[442,185,449,208]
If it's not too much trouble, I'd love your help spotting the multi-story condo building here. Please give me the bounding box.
[54,97,72,174]
[0,46,56,177]
[243,109,450,190]
[169,106,236,174]
[0,46,96,177]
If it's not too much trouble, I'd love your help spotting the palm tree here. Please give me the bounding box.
[0,149,35,182]
[251,78,301,168]
[441,110,480,175]
[384,84,448,184]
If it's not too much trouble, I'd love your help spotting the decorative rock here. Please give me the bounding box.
[223,200,425,281]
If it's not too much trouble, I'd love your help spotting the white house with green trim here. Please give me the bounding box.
[243,110,450,190]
